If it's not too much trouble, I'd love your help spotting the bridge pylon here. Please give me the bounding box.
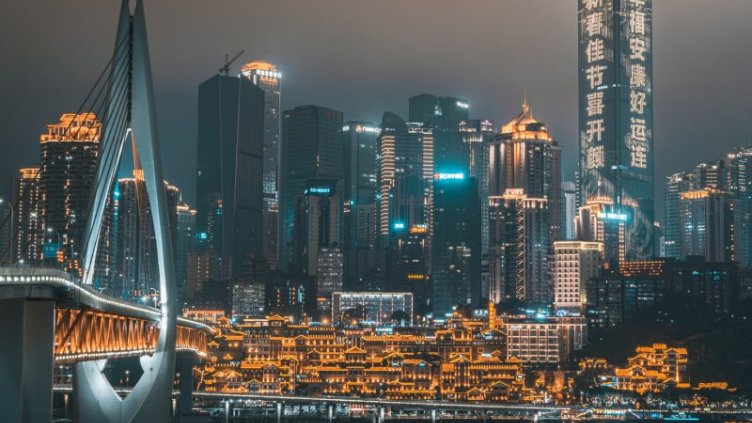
[74,0,178,421]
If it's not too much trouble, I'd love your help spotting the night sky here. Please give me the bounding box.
[1,0,751,219]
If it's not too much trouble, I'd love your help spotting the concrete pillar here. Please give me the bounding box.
[328,403,334,422]
[431,409,438,422]
[276,401,283,423]
[0,299,55,423]
[176,356,198,417]
[224,400,230,423]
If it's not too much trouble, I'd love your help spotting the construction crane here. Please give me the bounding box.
[218,50,245,76]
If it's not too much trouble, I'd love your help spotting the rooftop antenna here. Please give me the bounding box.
[218,50,245,76]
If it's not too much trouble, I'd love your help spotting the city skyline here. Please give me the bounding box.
[1,1,751,222]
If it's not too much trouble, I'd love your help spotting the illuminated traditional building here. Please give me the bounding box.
[241,61,282,270]
[611,343,689,394]
[578,0,654,260]
[38,113,101,274]
[196,73,264,277]
[553,241,604,315]
[342,122,379,289]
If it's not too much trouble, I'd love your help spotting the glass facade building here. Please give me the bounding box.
[578,0,654,260]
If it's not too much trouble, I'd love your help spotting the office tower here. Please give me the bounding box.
[665,172,696,257]
[552,241,603,315]
[395,224,429,313]
[562,181,577,240]
[38,113,101,274]
[678,189,740,262]
[409,94,469,171]
[11,166,42,264]
[175,202,197,302]
[280,105,343,272]
[575,197,626,263]
[241,61,282,270]
[290,179,343,310]
[461,119,495,254]
[578,0,654,259]
[489,100,561,241]
[431,173,481,318]
[196,74,264,277]
[724,147,752,267]
[342,122,379,288]
[377,112,434,241]
[231,280,266,318]
[488,190,550,305]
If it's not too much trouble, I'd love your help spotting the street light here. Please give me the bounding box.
[0,198,14,265]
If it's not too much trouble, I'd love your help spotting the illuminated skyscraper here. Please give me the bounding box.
[489,101,561,241]
[488,191,550,305]
[196,74,264,276]
[342,122,379,287]
[38,113,101,274]
[280,105,343,272]
[562,181,577,240]
[175,202,197,302]
[409,94,469,171]
[575,196,626,264]
[578,0,654,259]
[664,172,696,258]
[679,189,739,262]
[553,241,603,315]
[241,61,282,270]
[11,166,42,264]
[461,119,495,253]
[431,173,481,318]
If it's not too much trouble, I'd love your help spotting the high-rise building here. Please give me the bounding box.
[664,172,696,258]
[342,122,379,288]
[409,94,469,171]
[377,112,434,242]
[489,100,561,242]
[331,291,414,326]
[108,172,179,298]
[175,202,197,302]
[38,113,101,274]
[553,241,603,315]
[241,61,282,270]
[488,190,550,305]
[578,0,654,259]
[575,196,626,264]
[280,105,343,272]
[290,179,344,302]
[562,181,577,240]
[461,119,495,253]
[11,166,42,264]
[196,74,264,277]
[431,173,481,318]
[678,189,739,262]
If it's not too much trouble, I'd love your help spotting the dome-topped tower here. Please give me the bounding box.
[501,99,553,142]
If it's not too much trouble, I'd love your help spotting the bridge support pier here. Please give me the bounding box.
[276,401,284,423]
[0,298,55,423]
[328,403,334,421]
[176,355,199,418]
[431,409,438,422]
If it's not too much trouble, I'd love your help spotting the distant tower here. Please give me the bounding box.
[11,166,42,264]
[578,0,654,259]
[279,105,344,272]
[196,73,265,276]
[241,61,282,270]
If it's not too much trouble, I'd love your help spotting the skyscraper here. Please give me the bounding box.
[175,202,197,302]
[409,94,469,171]
[489,100,562,241]
[279,105,343,272]
[11,166,42,264]
[578,0,654,259]
[562,181,577,240]
[38,113,101,274]
[241,61,282,270]
[196,74,265,276]
[665,172,696,258]
[678,189,739,263]
[342,122,379,288]
[461,119,495,254]
[488,191,550,305]
[431,173,481,318]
